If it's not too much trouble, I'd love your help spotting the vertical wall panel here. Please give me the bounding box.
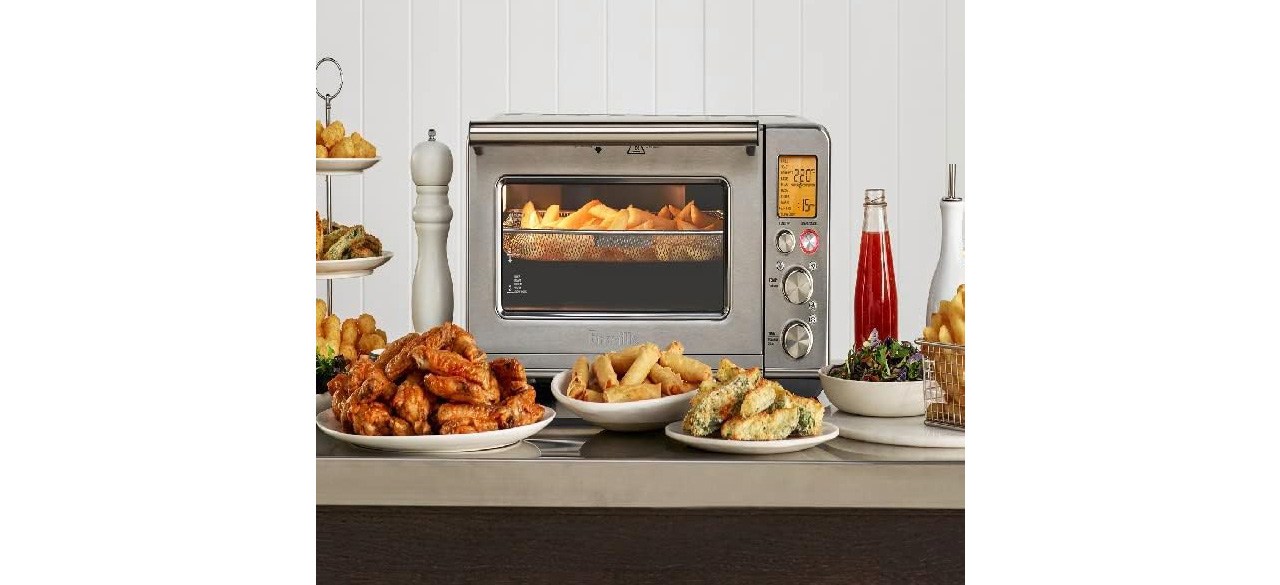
[320,0,961,336]
[361,0,414,338]
[946,0,965,197]
[848,0,900,344]
[752,0,801,114]
[509,0,558,113]
[655,0,704,114]
[459,0,508,324]
[413,0,462,326]
[898,0,948,339]
[316,0,363,317]
[557,0,607,113]
[801,0,851,359]
[606,0,656,114]
[704,0,753,114]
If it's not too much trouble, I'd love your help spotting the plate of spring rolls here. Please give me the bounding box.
[550,341,713,431]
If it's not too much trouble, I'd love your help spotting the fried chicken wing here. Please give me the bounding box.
[389,416,414,436]
[443,322,486,362]
[412,348,494,388]
[353,365,396,404]
[391,377,431,435]
[497,388,544,429]
[348,402,393,436]
[438,419,500,435]
[423,374,497,405]
[375,332,416,371]
[489,357,529,397]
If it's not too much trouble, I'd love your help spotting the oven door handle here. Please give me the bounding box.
[468,123,759,146]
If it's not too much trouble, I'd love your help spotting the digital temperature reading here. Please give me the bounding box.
[778,155,818,218]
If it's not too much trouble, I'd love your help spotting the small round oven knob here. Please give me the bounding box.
[782,268,814,305]
[776,230,796,254]
[782,322,813,359]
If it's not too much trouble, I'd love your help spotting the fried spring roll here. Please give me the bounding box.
[566,356,590,399]
[604,383,661,403]
[658,352,712,383]
[619,344,661,386]
[592,354,619,389]
[647,363,685,396]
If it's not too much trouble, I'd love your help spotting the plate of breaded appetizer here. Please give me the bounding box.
[316,213,393,278]
[317,119,381,174]
[551,341,711,431]
[316,322,555,452]
[664,359,837,454]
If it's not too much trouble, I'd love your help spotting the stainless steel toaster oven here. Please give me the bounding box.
[466,115,830,387]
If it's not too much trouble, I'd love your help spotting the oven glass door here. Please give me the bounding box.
[498,177,729,318]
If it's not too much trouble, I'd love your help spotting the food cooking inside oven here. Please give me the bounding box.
[499,179,729,315]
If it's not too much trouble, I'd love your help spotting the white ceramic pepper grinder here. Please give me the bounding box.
[926,164,965,317]
[410,129,455,332]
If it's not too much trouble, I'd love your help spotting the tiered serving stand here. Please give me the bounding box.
[316,57,391,309]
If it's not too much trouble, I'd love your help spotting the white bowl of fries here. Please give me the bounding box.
[551,370,697,431]
[550,341,710,432]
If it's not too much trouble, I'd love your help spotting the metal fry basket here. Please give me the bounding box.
[918,339,965,431]
[500,210,725,263]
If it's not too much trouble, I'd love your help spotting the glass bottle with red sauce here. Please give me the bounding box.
[855,188,899,345]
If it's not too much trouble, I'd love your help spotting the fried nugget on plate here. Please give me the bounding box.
[321,120,345,148]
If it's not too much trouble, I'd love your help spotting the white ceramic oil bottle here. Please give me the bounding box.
[411,129,455,331]
[926,164,964,317]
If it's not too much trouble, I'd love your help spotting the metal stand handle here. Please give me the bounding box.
[317,57,344,315]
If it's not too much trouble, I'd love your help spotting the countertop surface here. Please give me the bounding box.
[317,417,964,509]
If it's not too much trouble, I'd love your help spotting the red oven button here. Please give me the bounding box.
[799,229,820,255]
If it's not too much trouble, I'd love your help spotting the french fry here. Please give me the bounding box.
[604,383,661,403]
[657,205,674,219]
[520,201,538,228]
[582,218,604,229]
[592,354,619,389]
[607,211,630,230]
[705,218,724,230]
[650,216,677,230]
[688,203,708,227]
[541,204,561,227]
[675,201,694,223]
[658,352,712,382]
[619,344,661,386]
[557,200,601,229]
[647,363,685,396]
[923,325,938,342]
[626,207,654,228]
[635,220,654,230]
[947,311,965,345]
[588,204,618,220]
[675,219,699,231]
[938,324,954,344]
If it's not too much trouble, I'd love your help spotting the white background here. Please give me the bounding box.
[317,0,965,359]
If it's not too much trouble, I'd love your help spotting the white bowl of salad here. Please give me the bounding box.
[819,337,926,417]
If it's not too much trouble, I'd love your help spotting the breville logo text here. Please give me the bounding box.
[588,330,639,348]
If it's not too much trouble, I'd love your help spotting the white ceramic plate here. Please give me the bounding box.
[316,407,555,453]
[827,409,964,448]
[316,157,381,175]
[663,421,839,455]
[316,392,331,413]
[818,364,926,417]
[550,370,697,431]
[315,252,393,279]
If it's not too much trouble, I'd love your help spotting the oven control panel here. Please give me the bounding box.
[763,125,829,375]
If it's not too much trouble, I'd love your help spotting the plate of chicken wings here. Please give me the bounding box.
[316,322,555,453]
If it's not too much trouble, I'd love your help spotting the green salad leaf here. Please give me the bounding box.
[827,334,923,382]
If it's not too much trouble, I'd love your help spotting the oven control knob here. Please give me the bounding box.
[776,230,796,254]
[782,322,813,359]
[782,268,814,304]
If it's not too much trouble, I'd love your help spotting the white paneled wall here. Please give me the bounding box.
[318,0,964,361]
